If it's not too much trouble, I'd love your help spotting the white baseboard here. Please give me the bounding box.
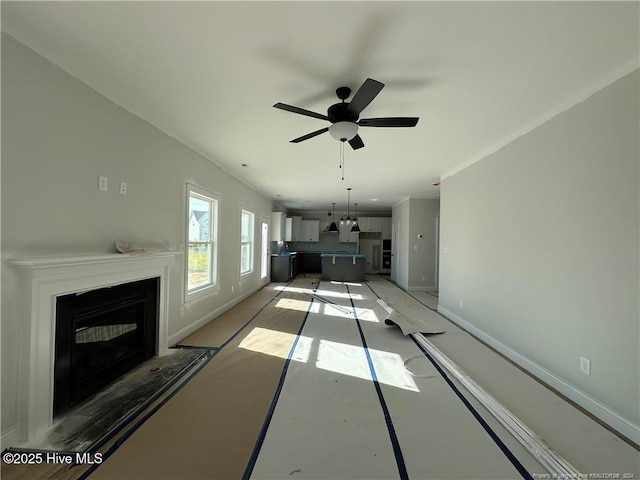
[1,424,22,451]
[407,284,437,292]
[438,306,640,445]
[168,284,265,346]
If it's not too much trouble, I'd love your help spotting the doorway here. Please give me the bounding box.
[391,220,399,282]
[260,216,269,282]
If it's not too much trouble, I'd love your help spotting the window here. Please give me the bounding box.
[240,208,254,276]
[186,185,219,298]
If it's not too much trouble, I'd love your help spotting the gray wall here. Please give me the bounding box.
[1,35,273,444]
[393,198,440,291]
[439,69,639,440]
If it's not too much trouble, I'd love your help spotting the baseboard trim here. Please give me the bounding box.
[1,424,22,451]
[169,284,265,346]
[437,306,640,445]
[407,284,437,292]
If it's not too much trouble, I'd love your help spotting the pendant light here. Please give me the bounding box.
[340,188,352,226]
[328,203,339,232]
[351,203,361,232]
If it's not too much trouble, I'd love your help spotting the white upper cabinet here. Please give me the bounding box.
[339,223,359,243]
[381,217,392,238]
[285,215,303,241]
[301,220,320,242]
[357,217,382,233]
[271,212,286,241]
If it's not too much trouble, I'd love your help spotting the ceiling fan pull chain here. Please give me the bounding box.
[341,141,345,181]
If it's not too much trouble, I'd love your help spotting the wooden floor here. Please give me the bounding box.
[2,275,638,479]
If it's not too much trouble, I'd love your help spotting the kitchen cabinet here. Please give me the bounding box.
[271,255,293,282]
[381,217,392,239]
[321,254,366,282]
[271,212,286,242]
[285,216,302,241]
[357,217,382,233]
[301,252,321,273]
[300,220,320,242]
[339,223,359,243]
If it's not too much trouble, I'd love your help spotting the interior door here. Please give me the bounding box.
[435,215,440,292]
[391,220,399,282]
[260,216,270,282]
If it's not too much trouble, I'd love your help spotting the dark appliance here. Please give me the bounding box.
[381,239,391,274]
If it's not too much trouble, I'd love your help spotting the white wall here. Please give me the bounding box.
[1,34,273,445]
[439,69,639,441]
[393,198,440,291]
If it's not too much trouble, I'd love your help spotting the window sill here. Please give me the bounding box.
[185,284,220,303]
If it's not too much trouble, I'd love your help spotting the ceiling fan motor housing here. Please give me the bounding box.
[327,102,359,123]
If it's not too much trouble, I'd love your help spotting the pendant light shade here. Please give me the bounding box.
[351,202,361,232]
[328,203,339,232]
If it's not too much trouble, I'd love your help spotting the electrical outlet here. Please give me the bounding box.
[98,176,108,192]
[119,181,127,195]
[579,357,591,376]
[231,285,234,293]
[459,300,464,309]
[179,306,185,318]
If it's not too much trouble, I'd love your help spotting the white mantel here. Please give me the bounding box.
[7,252,179,442]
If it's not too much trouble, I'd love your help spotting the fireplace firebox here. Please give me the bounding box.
[53,277,159,417]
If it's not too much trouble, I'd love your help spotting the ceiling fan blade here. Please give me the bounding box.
[290,127,329,143]
[358,117,419,127]
[274,103,329,121]
[348,78,384,115]
[348,134,365,150]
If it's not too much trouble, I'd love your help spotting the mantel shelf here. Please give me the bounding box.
[7,251,182,268]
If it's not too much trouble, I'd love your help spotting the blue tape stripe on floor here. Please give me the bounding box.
[346,284,409,480]
[364,281,532,480]
[218,283,291,350]
[410,336,533,480]
[241,297,315,480]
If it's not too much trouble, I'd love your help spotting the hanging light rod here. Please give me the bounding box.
[340,188,352,226]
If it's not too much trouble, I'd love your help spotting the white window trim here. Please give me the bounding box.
[240,206,255,278]
[185,184,220,302]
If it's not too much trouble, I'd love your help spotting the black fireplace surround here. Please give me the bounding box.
[54,277,159,417]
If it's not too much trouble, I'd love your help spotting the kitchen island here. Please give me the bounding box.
[320,253,367,282]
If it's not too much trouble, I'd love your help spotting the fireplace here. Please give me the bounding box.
[6,252,176,445]
[54,278,159,417]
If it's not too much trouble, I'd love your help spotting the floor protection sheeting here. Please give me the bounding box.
[77,276,639,480]
[248,280,533,479]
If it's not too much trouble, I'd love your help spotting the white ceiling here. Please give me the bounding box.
[2,1,638,213]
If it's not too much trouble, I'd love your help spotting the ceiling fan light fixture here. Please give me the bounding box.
[329,121,358,142]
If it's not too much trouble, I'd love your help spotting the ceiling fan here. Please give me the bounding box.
[274,78,419,150]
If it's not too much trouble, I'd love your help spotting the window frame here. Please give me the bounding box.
[240,207,255,278]
[185,184,220,301]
